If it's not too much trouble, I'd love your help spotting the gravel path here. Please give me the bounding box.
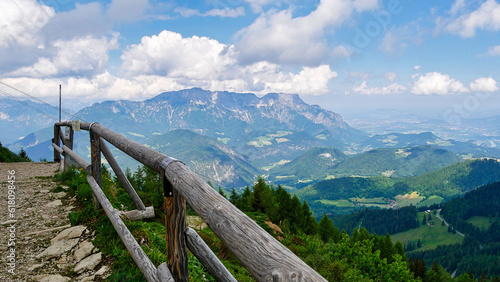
[0,162,110,281]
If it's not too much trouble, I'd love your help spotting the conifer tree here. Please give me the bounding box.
[251,177,267,212]
[394,241,407,262]
[319,214,335,242]
[300,201,317,235]
[229,188,239,205]
[218,187,226,199]
[239,186,252,211]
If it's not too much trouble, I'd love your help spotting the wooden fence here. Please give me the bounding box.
[52,121,327,282]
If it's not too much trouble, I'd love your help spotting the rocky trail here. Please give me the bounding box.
[0,162,111,281]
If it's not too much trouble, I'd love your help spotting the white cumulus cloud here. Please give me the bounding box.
[412,72,469,95]
[485,45,500,57]
[120,30,233,79]
[0,0,54,47]
[235,0,379,65]
[470,77,499,92]
[348,81,407,95]
[9,35,119,78]
[120,30,337,95]
[260,65,338,95]
[443,0,500,38]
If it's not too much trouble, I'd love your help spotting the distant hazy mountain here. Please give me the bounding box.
[298,158,500,211]
[360,132,500,158]
[146,129,259,187]
[64,88,366,167]
[0,98,68,144]
[269,145,462,188]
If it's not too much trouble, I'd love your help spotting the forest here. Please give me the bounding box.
[411,181,500,278]
[331,206,419,235]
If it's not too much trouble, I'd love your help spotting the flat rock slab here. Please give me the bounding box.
[74,252,102,273]
[34,274,71,282]
[37,238,79,259]
[45,199,63,207]
[51,225,86,244]
[95,265,110,276]
[74,240,95,263]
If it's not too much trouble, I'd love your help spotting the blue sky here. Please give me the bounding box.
[1,0,499,117]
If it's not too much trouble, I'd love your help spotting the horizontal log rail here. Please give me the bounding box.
[53,121,326,281]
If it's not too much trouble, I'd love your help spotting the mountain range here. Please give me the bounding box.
[4,88,500,188]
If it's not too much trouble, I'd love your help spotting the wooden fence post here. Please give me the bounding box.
[163,173,188,281]
[63,125,74,171]
[53,125,61,163]
[90,126,102,210]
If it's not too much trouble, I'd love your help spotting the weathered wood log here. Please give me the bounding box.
[53,126,61,163]
[86,175,166,282]
[163,162,327,281]
[100,137,146,211]
[61,145,91,173]
[185,227,237,282]
[164,186,189,281]
[90,128,102,210]
[157,263,175,282]
[79,122,168,173]
[52,143,64,155]
[119,206,155,221]
[63,126,74,171]
[58,128,66,145]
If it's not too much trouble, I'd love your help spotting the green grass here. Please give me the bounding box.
[350,197,388,204]
[317,199,353,207]
[392,211,463,252]
[348,197,390,209]
[417,195,444,207]
[466,216,499,230]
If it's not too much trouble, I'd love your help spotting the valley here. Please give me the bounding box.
[3,88,500,280]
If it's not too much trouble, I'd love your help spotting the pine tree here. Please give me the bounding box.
[468,271,474,281]
[289,195,303,233]
[424,261,443,282]
[319,214,335,242]
[251,177,266,212]
[479,272,487,282]
[380,233,396,263]
[218,187,226,199]
[18,147,31,161]
[409,257,427,279]
[239,186,252,211]
[229,188,239,205]
[394,241,407,262]
[423,214,427,225]
[300,201,317,235]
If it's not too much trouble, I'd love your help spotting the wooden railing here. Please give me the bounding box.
[52,121,326,282]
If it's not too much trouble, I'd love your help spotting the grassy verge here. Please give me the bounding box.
[55,167,254,281]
